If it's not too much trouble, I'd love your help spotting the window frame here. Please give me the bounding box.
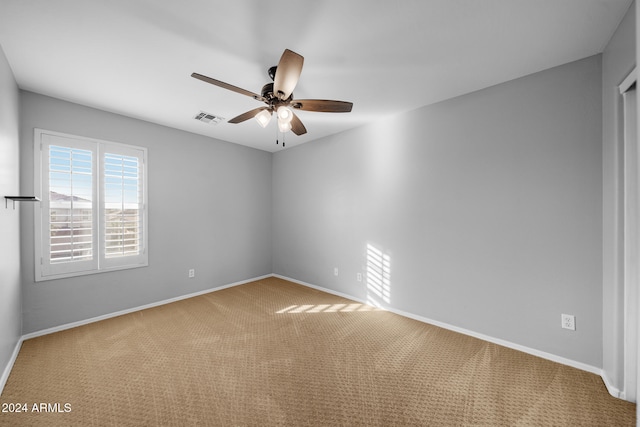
[34,128,148,282]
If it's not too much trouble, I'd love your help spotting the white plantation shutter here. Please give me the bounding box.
[39,135,98,277]
[104,154,141,257]
[49,145,94,263]
[35,129,147,281]
[100,145,147,269]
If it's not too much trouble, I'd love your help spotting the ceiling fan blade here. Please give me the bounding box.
[291,99,353,113]
[191,72,266,102]
[290,112,307,136]
[273,49,304,100]
[228,107,269,124]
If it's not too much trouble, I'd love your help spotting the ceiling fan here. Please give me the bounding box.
[191,49,353,137]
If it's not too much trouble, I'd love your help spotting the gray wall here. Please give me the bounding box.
[0,46,21,377]
[273,55,603,367]
[602,1,636,394]
[19,92,273,333]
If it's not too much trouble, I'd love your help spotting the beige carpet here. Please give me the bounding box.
[0,277,635,426]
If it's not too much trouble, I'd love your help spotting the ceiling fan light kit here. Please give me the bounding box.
[276,105,294,133]
[192,48,353,141]
[277,106,293,122]
[278,119,292,133]
[255,109,272,128]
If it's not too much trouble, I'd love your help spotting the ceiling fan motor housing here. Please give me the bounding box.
[261,83,274,99]
[261,82,293,105]
[268,66,278,81]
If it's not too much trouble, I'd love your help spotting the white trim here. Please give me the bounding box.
[3,274,271,395]
[602,371,624,400]
[622,87,639,402]
[617,68,639,403]
[34,128,149,282]
[0,338,24,396]
[273,274,613,393]
[3,273,619,399]
[619,66,637,94]
[22,274,272,340]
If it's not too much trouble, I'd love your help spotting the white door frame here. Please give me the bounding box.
[620,67,637,402]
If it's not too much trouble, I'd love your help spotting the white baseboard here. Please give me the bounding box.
[22,274,272,340]
[0,337,23,396]
[2,274,271,396]
[273,274,611,391]
[601,371,623,399]
[4,273,620,401]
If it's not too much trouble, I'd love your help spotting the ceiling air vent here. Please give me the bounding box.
[194,111,224,125]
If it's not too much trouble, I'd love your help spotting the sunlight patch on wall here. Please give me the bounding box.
[366,243,391,306]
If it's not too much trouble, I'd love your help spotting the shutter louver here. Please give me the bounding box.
[104,153,141,258]
[49,145,93,263]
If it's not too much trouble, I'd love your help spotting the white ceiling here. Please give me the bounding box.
[0,0,632,152]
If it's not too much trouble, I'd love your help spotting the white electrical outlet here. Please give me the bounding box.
[188,269,195,278]
[357,272,362,282]
[561,314,575,331]
[334,267,339,276]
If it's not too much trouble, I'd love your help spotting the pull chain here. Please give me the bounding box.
[274,123,287,147]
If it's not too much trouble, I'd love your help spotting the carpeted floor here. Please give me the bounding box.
[0,277,635,426]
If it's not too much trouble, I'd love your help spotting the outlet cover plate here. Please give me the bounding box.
[561,314,575,330]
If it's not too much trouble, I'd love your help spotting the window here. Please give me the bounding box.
[34,129,148,281]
